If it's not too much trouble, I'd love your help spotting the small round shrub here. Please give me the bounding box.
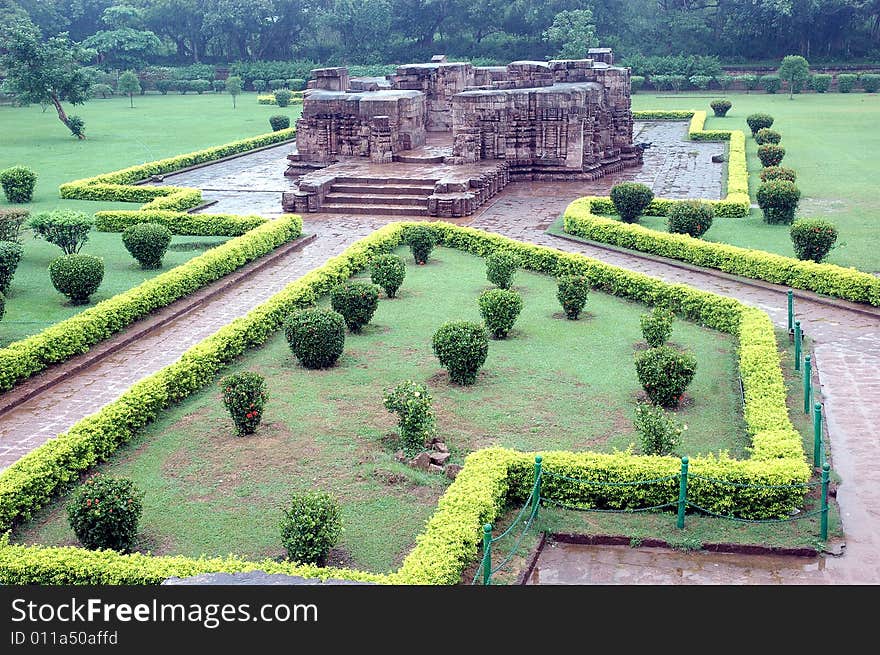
[191,79,211,94]
[790,219,838,263]
[405,225,436,264]
[432,321,489,385]
[90,83,114,98]
[28,209,93,254]
[668,75,687,92]
[49,254,104,304]
[759,74,781,94]
[709,99,731,117]
[252,79,267,92]
[220,371,268,436]
[330,281,380,332]
[67,115,85,138]
[738,74,759,92]
[478,288,523,339]
[370,254,406,298]
[175,80,191,94]
[861,74,880,93]
[279,491,342,565]
[156,79,174,95]
[630,75,645,92]
[556,275,589,320]
[689,75,712,90]
[715,75,734,91]
[610,182,654,224]
[650,74,670,91]
[666,201,713,238]
[269,78,286,90]
[0,207,28,243]
[756,179,801,225]
[755,128,781,145]
[66,474,144,552]
[212,79,225,92]
[485,250,519,289]
[274,89,293,107]
[383,380,435,456]
[283,308,346,369]
[811,74,832,93]
[640,307,674,347]
[757,144,785,167]
[0,166,37,203]
[269,114,290,131]
[288,78,306,91]
[746,113,774,137]
[0,241,23,294]
[634,402,684,456]
[121,222,172,269]
[634,345,697,408]
[760,166,797,183]
[837,73,857,93]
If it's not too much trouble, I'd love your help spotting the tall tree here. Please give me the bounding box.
[542,9,598,59]
[82,5,163,70]
[778,54,810,98]
[117,69,140,106]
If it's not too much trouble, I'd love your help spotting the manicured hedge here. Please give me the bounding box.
[562,201,880,306]
[96,210,267,236]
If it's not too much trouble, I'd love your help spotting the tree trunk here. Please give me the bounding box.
[51,94,84,139]
[129,93,134,108]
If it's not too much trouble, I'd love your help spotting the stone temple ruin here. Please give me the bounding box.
[282,49,641,217]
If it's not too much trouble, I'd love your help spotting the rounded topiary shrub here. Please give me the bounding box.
[269,114,290,131]
[48,254,104,304]
[212,79,225,92]
[220,371,268,436]
[485,250,519,289]
[759,74,781,94]
[405,225,437,264]
[252,79,267,92]
[274,89,292,107]
[370,254,406,298]
[755,128,781,145]
[630,75,645,92]
[610,182,654,224]
[383,379,435,456]
[0,166,37,203]
[283,308,346,369]
[478,288,523,339]
[634,345,697,408]
[28,209,93,254]
[0,240,23,294]
[811,74,832,93]
[330,281,380,332]
[432,321,489,385]
[666,201,713,238]
[746,113,774,137]
[279,490,342,565]
[66,474,144,552]
[268,78,286,90]
[790,218,838,263]
[861,74,880,93]
[640,307,674,347]
[556,275,589,320]
[709,99,731,117]
[121,222,172,269]
[760,166,797,183]
[757,144,785,167]
[756,179,800,225]
[634,402,684,456]
[837,73,857,93]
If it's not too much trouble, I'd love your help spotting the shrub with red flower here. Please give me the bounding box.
[220,371,268,436]
[66,474,144,552]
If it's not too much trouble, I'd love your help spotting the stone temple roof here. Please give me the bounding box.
[455,81,603,98]
[305,88,423,101]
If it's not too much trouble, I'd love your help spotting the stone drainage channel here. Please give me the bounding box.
[1,121,878,583]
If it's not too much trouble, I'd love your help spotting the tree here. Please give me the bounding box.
[1,25,92,138]
[117,70,140,107]
[82,5,163,71]
[778,54,810,98]
[542,9,599,59]
[225,75,242,108]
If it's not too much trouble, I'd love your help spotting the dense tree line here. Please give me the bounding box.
[6,0,880,66]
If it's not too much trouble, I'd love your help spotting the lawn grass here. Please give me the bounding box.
[0,232,228,346]
[0,93,302,216]
[12,245,743,573]
[631,92,880,272]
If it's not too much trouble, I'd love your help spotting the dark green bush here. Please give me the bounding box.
[405,225,436,264]
[634,345,697,408]
[66,474,144,552]
[330,281,379,332]
[28,209,94,254]
[630,75,645,92]
[0,241,23,294]
[634,402,684,456]
[811,74,832,93]
[156,79,174,95]
[269,115,290,131]
[640,307,675,347]
[666,201,713,238]
[0,208,28,243]
[283,308,346,369]
[288,78,306,91]
[746,113,774,137]
[760,74,781,94]
[478,288,523,339]
[790,219,838,263]
[689,75,712,90]
[175,80,190,94]
[121,222,172,269]
[220,371,268,436]
[709,99,731,117]
[0,166,37,203]
[485,250,519,289]
[191,79,211,94]
[650,74,670,91]
[89,83,114,98]
[757,180,800,225]
[861,74,880,92]
[252,79,267,92]
[212,80,225,92]
[66,115,85,138]
[279,491,342,565]
[48,254,104,304]
[383,379,435,456]
[370,254,406,298]
[755,128,781,145]
[738,74,759,92]
[837,73,857,93]
[760,166,796,183]
[556,275,589,320]
[610,182,654,224]
[715,75,733,91]
[274,89,292,107]
[432,321,489,385]
[668,75,687,92]
[757,144,786,167]
[268,78,286,90]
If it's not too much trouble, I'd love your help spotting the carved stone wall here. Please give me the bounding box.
[389,62,475,131]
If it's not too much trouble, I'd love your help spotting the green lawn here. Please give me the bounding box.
[0,232,228,346]
[12,246,744,573]
[0,93,302,216]
[631,92,880,273]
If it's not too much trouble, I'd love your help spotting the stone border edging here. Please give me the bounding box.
[0,233,316,419]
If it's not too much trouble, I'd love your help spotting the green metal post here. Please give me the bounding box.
[803,355,812,414]
[482,524,492,585]
[677,456,689,529]
[787,289,794,333]
[794,321,801,371]
[533,455,543,517]
[813,403,823,469]
[820,464,830,542]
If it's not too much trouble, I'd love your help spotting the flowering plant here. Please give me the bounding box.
[220,371,268,436]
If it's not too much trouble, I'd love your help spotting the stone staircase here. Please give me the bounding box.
[319,177,436,216]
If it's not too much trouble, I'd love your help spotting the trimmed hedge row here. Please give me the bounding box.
[95,210,267,236]
[0,216,303,393]
[562,201,880,306]
[257,93,304,105]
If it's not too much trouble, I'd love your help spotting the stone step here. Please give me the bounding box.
[320,202,430,217]
[330,183,436,196]
[324,193,428,206]
[394,153,446,164]
[332,176,438,186]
